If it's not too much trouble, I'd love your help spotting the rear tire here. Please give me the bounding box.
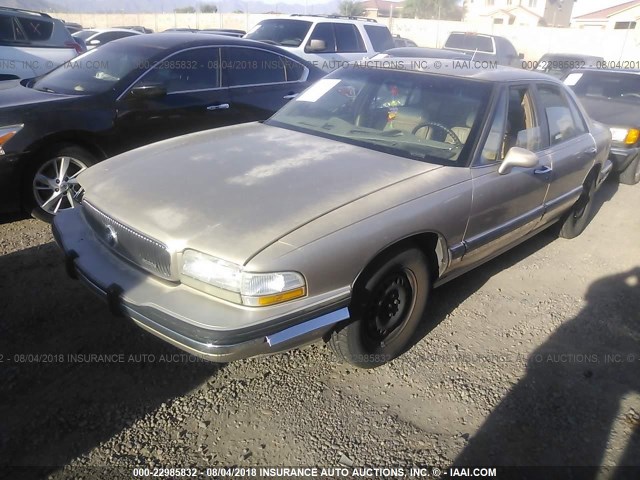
[619,155,640,185]
[23,144,96,223]
[329,246,430,368]
[559,176,597,239]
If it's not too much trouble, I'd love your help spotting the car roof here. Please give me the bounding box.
[382,47,468,59]
[86,28,144,34]
[354,58,564,83]
[540,53,602,59]
[447,31,509,41]
[568,68,640,75]
[277,14,383,25]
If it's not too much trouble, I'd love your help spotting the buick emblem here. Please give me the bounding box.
[104,225,118,248]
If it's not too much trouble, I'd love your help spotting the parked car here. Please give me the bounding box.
[565,68,640,184]
[534,53,604,78]
[0,33,325,220]
[63,21,84,35]
[443,31,522,67]
[376,46,468,60]
[72,28,143,50]
[114,25,154,34]
[52,60,611,369]
[199,29,246,37]
[392,34,417,48]
[0,7,82,80]
[244,14,394,71]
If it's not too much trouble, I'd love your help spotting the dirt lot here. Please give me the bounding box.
[0,177,639,480]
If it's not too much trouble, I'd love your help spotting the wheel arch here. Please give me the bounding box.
[352,231,448,292]
[20,132,108,208]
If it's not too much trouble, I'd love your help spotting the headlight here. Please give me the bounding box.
[180,249,306,307]
[610,127,640,145]
[0,124,23,154]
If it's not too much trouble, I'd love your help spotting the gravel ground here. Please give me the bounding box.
[0,177,639,480]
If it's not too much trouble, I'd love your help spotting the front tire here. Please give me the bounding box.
[619,154,640,185]
[329,246,430,368]
[559,176,597,239]
[23,145,96,222]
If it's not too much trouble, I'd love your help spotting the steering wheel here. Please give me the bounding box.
[411,121,464,148]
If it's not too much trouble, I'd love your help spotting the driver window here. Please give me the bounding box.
[503,86,542,154]
[135,48,220,93]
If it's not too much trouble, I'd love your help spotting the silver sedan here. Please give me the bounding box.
[53,60,612,368]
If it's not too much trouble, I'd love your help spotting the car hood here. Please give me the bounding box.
[0,80,77,110]
[576,95,640,127]
[80,122,441,265]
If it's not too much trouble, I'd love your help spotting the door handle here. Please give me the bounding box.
[584,147,597,154]
[207,103,230,110]
[283,93,298,99]
[534,165,552,175]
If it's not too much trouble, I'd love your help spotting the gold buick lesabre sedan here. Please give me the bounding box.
[53,60,612,368]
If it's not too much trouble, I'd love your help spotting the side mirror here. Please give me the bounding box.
[518,53,524,60]
[307,39,326,52]
[128,84,167,99]
[498,147,538,175]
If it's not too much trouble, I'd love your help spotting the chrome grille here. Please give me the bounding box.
[83,201,172,280]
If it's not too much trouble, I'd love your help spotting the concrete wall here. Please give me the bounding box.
[54,12,640,62]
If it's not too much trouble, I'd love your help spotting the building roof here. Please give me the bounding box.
[574,0,640,20]
[362,0,404,10]
[482,6,542,20]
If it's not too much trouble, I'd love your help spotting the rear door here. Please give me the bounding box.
[533,82,597,224]
[222,46,311,122]
[461,84,552,264]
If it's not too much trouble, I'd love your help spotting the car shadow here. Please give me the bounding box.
[451,267,640,475]
[411,174,620,344]
[0,211,29,225]
[0,242,222,477]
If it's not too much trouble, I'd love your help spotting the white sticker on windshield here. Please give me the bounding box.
[564,73,583,86]
[296,79,341,102]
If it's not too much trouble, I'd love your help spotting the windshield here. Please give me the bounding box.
[568,71,640,103]
[32,41,163,95]
[244,19,312,47]
[267,67,491,165]
[445,34,494,53]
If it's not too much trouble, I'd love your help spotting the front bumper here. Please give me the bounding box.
[52,208,351,362]
[609,145,640,173]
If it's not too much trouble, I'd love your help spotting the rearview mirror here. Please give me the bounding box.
[498,147,538,175]
[128,84,167,99]
[307,39,326,52]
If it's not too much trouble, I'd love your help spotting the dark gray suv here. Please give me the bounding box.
[0,7,81,80]
[443,31,522,67]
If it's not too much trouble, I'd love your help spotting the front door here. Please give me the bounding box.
[461,84,552,265]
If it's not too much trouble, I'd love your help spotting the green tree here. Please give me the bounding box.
[402,0,461,20]
[338,0,366,17]
[200,3,218,13]
[174,6,196,13]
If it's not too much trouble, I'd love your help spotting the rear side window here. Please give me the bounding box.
[223,47,288,86]
[445,33,494,53]
[0,14,53,43]
[364,25,394,52]
[18,17,53,41]
[334,23,366,53]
